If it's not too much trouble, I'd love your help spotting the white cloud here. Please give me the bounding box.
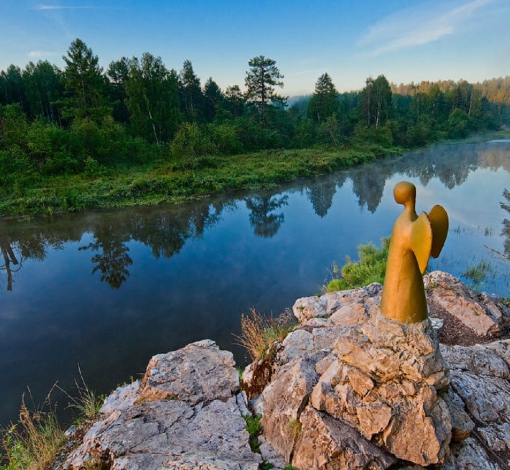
[358,0,494,56]
[28,51,58,58]
[34,4,95,10]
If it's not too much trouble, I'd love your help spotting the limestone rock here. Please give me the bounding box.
[60,340,261,470]
[258,357,319,461]
[425,271,507,337]
[292,283,381,325]
[292,407,397,470]
[309,310,451,466]
[137,339,239,404]
[441,340,510,467]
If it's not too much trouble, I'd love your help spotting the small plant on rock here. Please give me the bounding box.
[244,414,263,453]
[288,418,302,438]
[235,308,296,361]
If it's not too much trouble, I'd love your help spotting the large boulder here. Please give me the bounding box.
[247,275,510,470]
[60,340,261,470]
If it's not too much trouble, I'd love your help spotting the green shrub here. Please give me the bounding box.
[323,238,389,292]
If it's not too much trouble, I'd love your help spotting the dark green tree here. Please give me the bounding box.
[107,57,131,124]
[125,53,181,145]
[179,60,203,121]
[245,55,286,123]
[203,77,223,122]
[223,85,245,118]
[61,38,110,121]
[0,65,27,111]
[358,75,392,128]
[307,73,339,122]
[23,60,63,123]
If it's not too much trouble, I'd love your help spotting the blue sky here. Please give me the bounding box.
[1,0,509,96]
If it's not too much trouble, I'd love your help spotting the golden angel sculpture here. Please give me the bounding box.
[380,181,449,323]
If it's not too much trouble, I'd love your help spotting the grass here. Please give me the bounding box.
[0,146,401,219]
[0,371,104,470]
[244,415,263,453]
[461,259,494,288]
[0,388,65,470]
[62,366,104,424]
[322,238,389,293]
[235,308,297,361]
[288,419,302,439]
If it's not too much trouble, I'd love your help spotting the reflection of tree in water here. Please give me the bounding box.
[403,144,479,189]
[350,166,387,213]
[502,189,510,257]
[307,179,339,218]
[131,202,224,259]
[0,237,21,291]
[79,226,133,290]
[246,195,288,238]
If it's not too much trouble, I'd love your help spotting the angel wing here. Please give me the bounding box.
[428,205,449,258]
[410,212,433,274]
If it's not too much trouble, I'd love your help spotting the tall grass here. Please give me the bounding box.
[0,370,103,470]
[0,389,65,470]
[235,308,296,361]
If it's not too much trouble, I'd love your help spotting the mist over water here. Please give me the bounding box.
[0,140,509,426]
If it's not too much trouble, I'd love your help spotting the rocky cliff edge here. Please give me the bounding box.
[59,271,510,470]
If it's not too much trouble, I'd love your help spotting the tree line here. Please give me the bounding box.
[1,38,509,180]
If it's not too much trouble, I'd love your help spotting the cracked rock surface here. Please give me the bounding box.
[59,340,261,470]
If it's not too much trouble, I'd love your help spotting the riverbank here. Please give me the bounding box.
[3,129,510,220]
[0,144,403,219]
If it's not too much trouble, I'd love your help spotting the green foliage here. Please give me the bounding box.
[0,104,29,150]
[323,238,390,292]
[1,42,508,218]
[61,38,110,122]
[170,122,215,161]
[307,73,339,122]
[244,415,263,453]
[245,55,286,122]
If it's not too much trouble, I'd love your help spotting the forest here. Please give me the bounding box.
[1,38,510,217]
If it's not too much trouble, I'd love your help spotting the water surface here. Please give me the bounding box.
[1,140,509,426]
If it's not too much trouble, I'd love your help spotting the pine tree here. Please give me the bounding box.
[61,38,110,121]
[245,55,285,122]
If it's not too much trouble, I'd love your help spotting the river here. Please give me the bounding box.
[1,140,509,426]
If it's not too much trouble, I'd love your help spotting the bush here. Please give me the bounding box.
[323,238,389,292]
[170,122,216,163]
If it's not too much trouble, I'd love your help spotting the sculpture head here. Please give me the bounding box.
[394,181,416,206]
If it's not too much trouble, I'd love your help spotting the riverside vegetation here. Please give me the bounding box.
[2,39,510,218]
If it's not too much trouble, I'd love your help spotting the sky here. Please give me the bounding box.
[1,0,509,97]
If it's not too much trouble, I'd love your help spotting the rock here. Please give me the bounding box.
[137,339,239,404]
[441,340,510,467]
[444,437,502,470]
[309,310,451,466]
[442,389,475,442]
[425,271,507,337]
[258,357,319,461]
[60,340,261,470]
[292,407,396,470]
[292,283,382,325]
